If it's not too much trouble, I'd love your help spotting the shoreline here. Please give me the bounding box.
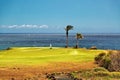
[0,46,119,51]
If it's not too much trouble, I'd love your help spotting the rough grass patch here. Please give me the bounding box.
[109,72,120,78]
[92,67,108,72]
[94,71,110,77]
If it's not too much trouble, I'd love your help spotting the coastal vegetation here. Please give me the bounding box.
[95,50,120,72]
[75,33,83,48]
[65,25,73,48]
[46,67,120,80]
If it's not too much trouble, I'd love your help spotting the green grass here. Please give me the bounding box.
[1,47,119,80]
[0,47,105,66]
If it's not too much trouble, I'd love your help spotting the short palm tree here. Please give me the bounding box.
[65,25,73,48]
[76,33,83,48]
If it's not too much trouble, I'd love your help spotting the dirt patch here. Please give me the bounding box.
[0,62,96,80]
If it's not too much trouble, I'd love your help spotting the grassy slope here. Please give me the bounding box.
[1,47,119,80]
[0,47,105,67]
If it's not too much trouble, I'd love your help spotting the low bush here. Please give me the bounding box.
[92,67,108,72]
[94,50,120,72]
[94,52,106,64]
[94,71,109,77]
[109,72,120,78]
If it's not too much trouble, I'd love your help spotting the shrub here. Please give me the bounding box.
[102,57,111,69]
[110,72,120,78]
[94,51,120,72]
[94,52,106,64]
[6,47,12,50]
[81,71,93,77]
[108,51,120,72]
[94,52,111,70]
[94,71,109,77]
[92,67,108,72]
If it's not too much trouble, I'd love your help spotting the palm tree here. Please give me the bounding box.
[76,33,83,48]
[65,25,73,48]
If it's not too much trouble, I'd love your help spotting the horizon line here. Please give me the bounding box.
[0,32,120,34]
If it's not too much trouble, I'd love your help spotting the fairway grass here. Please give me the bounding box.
[0,47,105,67]
[1,47,114,80]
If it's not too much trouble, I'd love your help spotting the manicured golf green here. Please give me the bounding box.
[0,47,105,67]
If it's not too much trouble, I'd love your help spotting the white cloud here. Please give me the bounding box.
[1,24,48,29]
[8,25,18,28]
[39,25,48,28]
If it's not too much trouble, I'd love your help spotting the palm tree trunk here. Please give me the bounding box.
[66,31,68,48]
[76,38,78,48]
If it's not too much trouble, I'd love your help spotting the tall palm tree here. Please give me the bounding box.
[65,25,73,48]
[76,33,83,48]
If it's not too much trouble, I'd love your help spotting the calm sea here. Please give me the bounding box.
[0,33,120,50]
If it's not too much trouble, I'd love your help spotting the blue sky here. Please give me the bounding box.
[0,0,120,33]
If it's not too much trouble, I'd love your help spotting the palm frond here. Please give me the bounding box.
[65,25,73,31]
[76,33,83,39]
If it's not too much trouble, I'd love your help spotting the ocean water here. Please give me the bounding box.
[0,33,120,50]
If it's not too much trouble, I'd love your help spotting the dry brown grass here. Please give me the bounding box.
[0,62,96,80]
